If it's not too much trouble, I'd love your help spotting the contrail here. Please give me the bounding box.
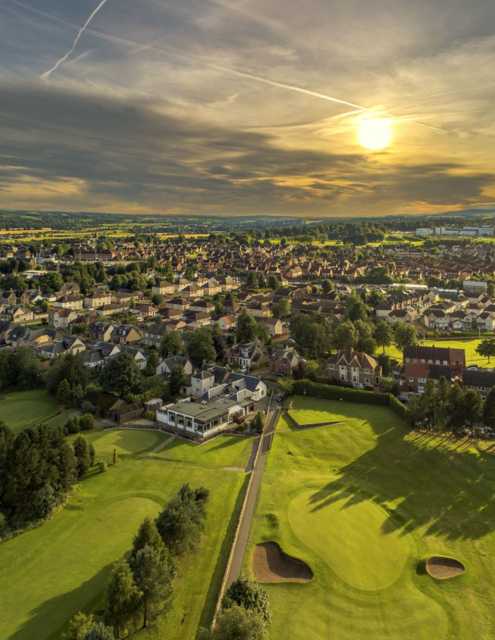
[210,63,366,111]
[14,0,446,132]
[41,0,110,79]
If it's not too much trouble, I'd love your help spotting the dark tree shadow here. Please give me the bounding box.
[309,420,495,541]
[9,564,113,640]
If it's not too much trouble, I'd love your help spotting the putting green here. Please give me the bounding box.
[289,489,410,591]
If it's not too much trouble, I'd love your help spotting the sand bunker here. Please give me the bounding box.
[253,541,313,583]
[426,556,466,580]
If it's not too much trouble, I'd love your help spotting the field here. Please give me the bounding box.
[384,337,492,367]
[246,396,495,640]
[0,389,73,433]
[0,429,253,640]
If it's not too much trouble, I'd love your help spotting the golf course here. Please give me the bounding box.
[246,395,495,640]
[0,428,253,640]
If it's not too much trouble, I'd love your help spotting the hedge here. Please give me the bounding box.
[290,379,408,420]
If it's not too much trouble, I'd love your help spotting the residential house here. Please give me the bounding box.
[49,307,80,330]
[228,339,265,372]
[327,350,382,388]
[270,345,305,376]
[84,290,113,309]
[403,346,466,373]
[111,325,143,345]
[156,355,193,377]
[463,368,495,398]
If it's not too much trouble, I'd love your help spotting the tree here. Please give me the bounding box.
[447,384,482,432]
[130,544,175,628]
[354,320,376,354]
[272,298,290,319]
[236,312,258,343]
[56,379,73,406]
[333,320,357,350]
[83,622,115,640]
[186,329,216,368]
[64,612,97,640]
[128,516,158,550]
[156,484,209,555]
[160,331,184,358]
[484,387,495,427]
[47,353,89,396]
[105,560,142,639]
[393,322,417,352]
[212,605,266,640]
[476,339,495,364]
[73,436,91,479]
[169,367,185,397]
[357,335,377,355]
[223,579,271,625]
[290,314,331,358]
[374,321,393,353]
[79,414,95,432]
[346,295,369,322]
[32,482,56,519]
[252,412,264,434]
[101,353,142,398]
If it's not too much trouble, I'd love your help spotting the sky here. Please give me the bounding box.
[0,0,494,217]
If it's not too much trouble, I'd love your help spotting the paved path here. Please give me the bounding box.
[224,405,281,589]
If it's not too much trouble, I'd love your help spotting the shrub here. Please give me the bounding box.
[79,414,96,431]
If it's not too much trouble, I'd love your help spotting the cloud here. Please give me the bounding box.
[0,81,493,215]
[1,0,495,215]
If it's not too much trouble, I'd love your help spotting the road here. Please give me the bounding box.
[224,403,281,589]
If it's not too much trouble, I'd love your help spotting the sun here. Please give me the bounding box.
[357,117,393,151]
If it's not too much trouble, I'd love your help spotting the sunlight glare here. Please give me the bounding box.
[358,117,393,151]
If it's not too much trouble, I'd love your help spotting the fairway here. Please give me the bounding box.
[0,429,251,640]
[0,389,69,433]
[246,396,495,640]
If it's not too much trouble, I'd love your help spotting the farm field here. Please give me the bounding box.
[384,336,492,367]
[245,395,495,640]
[0,429,251,640]
[0,389,73,433]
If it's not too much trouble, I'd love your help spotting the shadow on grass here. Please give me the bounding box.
[207,436,250,454]
[196,474,250,637]
[308,421,495,540]
[10,564,113,640]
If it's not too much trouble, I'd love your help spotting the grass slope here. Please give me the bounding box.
[0,389,72,433]
[0,429,252,640]
[246,396,495,640]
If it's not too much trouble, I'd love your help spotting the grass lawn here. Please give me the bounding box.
[384,337,493,367]
[0,389,73,434]
[245,396,495,640]
[0,429,251,640]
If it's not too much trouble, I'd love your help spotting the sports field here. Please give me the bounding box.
[0,429,252,640]
[384,337,491,367]
[246,395,495,640]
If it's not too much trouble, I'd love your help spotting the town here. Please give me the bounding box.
[2,212,495,640]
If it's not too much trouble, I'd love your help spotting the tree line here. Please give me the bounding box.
[408,378,495,434]
[0,424,94,534]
